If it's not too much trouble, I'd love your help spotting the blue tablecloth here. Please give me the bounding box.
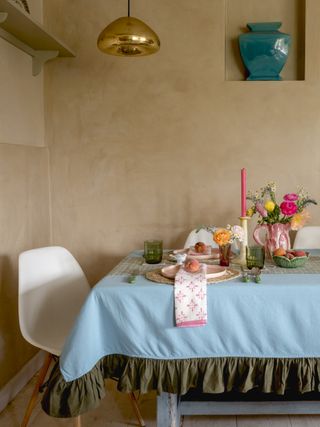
[60,257,320,382]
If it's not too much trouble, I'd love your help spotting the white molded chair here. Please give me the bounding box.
[184,229,218,249]
[293,226,320,249]
[18,246,145,427]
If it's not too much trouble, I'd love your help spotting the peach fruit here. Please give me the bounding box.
[194,242,207,253]
[273,247,286,257]
[293,250,306,257]
[184,259,201,273]
[286,253,295,259]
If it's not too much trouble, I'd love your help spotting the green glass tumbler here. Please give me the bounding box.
[144,240,163,264]
[246,246,265,269]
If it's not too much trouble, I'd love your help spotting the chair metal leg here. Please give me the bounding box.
[21,352,53,427]
[73,416,81,427]
[129,392,146,427]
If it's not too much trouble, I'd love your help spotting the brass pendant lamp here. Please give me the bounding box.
[97,0,160,56]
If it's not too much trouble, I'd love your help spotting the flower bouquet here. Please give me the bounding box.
[246,182,317,256]
[198,225,244,266]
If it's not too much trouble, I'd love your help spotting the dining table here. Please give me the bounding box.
[41,249,320,426]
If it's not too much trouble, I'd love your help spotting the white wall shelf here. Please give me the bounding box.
[0,0,75,76]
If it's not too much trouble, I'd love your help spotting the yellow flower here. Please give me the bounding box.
[264,200,275,212]
[291,209,310,231]
[246,207,254,217]
[213,228,232,246]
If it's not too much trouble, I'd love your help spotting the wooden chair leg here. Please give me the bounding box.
[21,352,53,427]
[129,392,146,427]
[73,416,81,427]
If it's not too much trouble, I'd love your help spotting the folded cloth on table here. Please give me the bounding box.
[188,246,212,256]
[174,264,207,327]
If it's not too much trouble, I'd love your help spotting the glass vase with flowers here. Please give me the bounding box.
[247,182,317,257]
[213,226,244,266]
[197,225,244,266]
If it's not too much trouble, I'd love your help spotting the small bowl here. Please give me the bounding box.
[272,254,309,268]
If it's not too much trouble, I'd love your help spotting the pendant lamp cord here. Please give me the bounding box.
[128,0,131,17]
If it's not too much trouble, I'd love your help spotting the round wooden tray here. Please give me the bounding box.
[145,268,240,285]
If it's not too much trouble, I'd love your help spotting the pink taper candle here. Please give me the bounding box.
[241,168,247,217]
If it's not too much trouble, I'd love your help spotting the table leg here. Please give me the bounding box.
[157,393,181,427]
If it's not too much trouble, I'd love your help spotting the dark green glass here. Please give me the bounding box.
[246,246,265,269]
[144,240,163,264]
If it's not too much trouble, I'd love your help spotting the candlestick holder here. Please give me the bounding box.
[233,216,250,266]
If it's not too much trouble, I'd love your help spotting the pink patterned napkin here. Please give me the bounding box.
[174,264,207,328]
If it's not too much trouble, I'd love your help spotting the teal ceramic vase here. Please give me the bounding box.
[238,22,291,81]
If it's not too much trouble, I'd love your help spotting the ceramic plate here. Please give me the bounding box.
[161,265,226,280]
[172,248,220,260]
[188,248,220,260]
[206,265,227,279]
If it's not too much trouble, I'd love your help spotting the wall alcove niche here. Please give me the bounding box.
[225,0,306,81]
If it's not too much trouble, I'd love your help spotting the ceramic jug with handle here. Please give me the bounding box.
[253,223,291,258]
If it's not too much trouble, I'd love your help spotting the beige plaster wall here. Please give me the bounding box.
[0,1,50,389]
[44,0,320,285]
[0,0,44,146]
[0,145,50,388]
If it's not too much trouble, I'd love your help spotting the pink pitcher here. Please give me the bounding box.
[253,223,291,258]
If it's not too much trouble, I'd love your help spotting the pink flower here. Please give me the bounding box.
[255,202,267,217]
[280,201,298,216]
[284,193,299,202]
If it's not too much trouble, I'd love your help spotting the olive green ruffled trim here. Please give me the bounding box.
[41,355,320,418]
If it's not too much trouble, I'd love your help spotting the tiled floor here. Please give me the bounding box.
[1,374,320,427]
